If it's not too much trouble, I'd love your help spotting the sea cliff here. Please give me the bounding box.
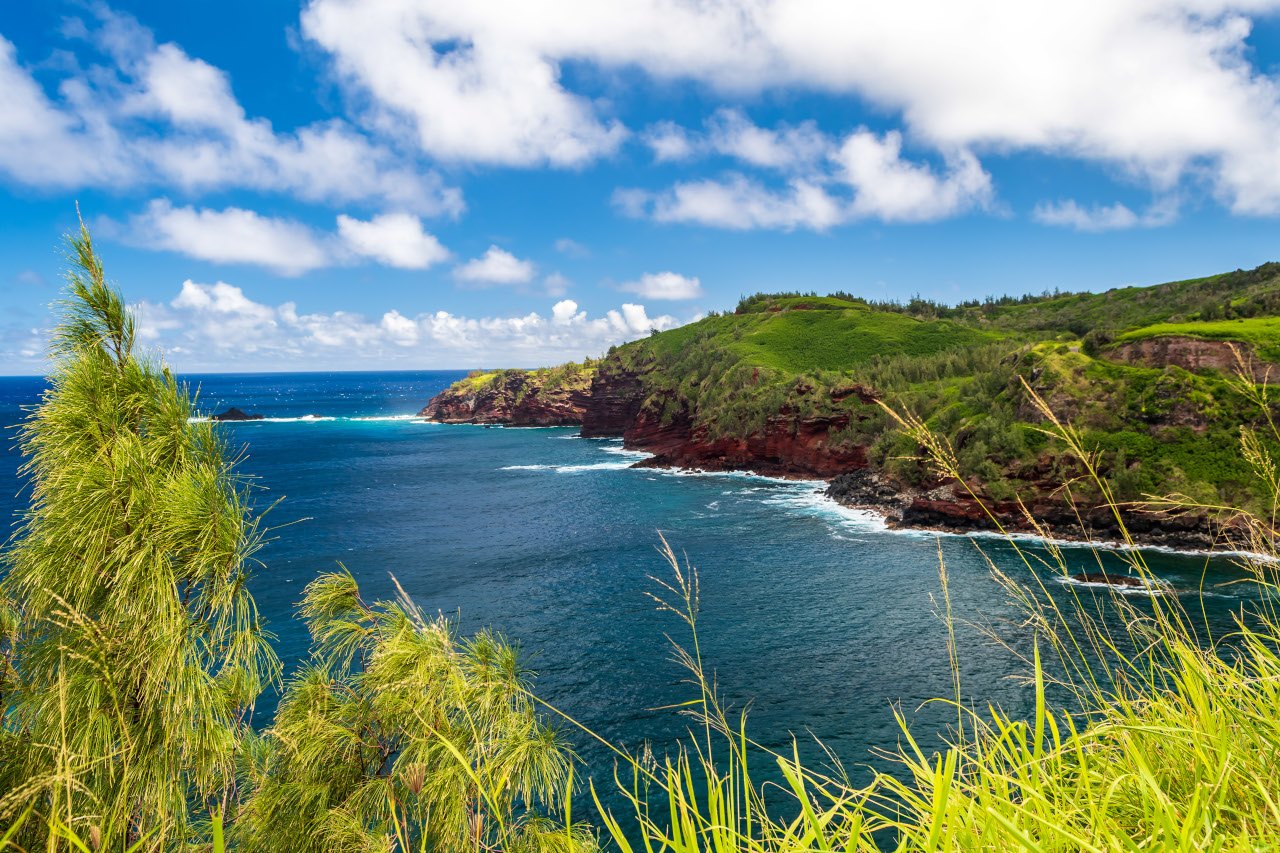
[419,364,593,426]
[419,358,1226,550]
[419,265,1280,552]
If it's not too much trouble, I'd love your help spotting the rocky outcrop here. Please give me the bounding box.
[1109,336,1277,382]
[580,366,876,479]
[826,471,1223,550]
[580,368,648,437]
[212,407,264,421]
[419,370,591,426]
[423,359,1235,551]
[1069,572,1153,589]
[631,409,868,479]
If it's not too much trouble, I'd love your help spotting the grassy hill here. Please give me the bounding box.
[446,262,1280,513]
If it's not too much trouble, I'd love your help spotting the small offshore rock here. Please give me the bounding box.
[212,407,264,421]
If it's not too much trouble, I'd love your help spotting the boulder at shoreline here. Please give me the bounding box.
[212,407,264,421]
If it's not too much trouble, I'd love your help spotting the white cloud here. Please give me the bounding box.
[1032,197,1180,232]
[553,237,590,257]
[619,271,704,300]
[705,109,830,172]
[129,280,684,370]
[336,212,450,269]
[127,200,330,276]
[618,176,845,230]
[301,0,628,167]
[643,121,698,163]
[0,8,460,214]
[552,299,582,324]
[620,125,991,229]
[298,0,1280,215]
[835,130,992,222]
[453,246,537,285]
[123,201,453,274]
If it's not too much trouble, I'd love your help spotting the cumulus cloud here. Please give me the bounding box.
[835,131,992,222]
[121,201,452,274]
[643,121,699,163]
[619,271,704,300]
[336,212,450,269]
[0,7,460,214]
[620,120,992,230]
[127,200,331,276]
[298,0,1280,215]
[130,280,684,370]
[301,0,628,167]
[1032,197,1180,232]
[617,176,845,230]
[453,246,537,285]
[705,109,830,172]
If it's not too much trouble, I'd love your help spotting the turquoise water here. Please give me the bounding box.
[0,370,1262,816]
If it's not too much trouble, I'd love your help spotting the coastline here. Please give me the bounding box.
[420,414,1259,560]
[632,453,1261,560]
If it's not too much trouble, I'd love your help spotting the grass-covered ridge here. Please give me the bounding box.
[437,260,1280,514]
[455,358,599,395]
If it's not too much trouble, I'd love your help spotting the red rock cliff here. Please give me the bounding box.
[419,370,590,426]
[582,363,875,479]
[1109,336,1277,382]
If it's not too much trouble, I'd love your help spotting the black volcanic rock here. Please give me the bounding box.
[1069,572,1151,589]
[212,407,264,421]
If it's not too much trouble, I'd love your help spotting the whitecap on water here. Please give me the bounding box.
[1054,574,1175,597]
[759,486,888,533]
[500,461,635,473]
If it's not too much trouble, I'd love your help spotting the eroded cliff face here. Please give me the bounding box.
[1109,336,1277,383]
[425,360,877,479]
[580,364,877,479]
[420,358,1229,549]
[628,407,869,478]
[418,371,590,426]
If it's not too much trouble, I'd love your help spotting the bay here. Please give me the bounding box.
[0,370,1258,817]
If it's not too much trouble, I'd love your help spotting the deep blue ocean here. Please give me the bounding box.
[0,370,1262,818]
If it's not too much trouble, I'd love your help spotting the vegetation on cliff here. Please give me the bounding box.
[432,262,1280,520]
[421,361,597,425]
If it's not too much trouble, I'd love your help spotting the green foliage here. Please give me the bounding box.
[234,570,591,853]
[0,225,589,853]
[0,223,281,848]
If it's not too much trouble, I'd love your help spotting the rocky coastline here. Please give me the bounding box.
[419,365,1237,554]
[823,469,1224,552]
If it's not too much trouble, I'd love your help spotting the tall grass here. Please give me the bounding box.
[583,349,1280,852]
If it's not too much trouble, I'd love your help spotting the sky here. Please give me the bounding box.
[2,1,1280,374]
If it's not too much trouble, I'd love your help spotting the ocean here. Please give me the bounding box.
[0,370,1260,815]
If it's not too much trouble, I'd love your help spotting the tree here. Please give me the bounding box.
[234,571,593,853]
[0,221,590,852]
[0,221,281,846]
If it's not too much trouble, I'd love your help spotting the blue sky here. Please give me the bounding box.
[3,1,1280,373]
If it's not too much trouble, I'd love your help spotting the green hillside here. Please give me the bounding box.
[455,261,1280,510]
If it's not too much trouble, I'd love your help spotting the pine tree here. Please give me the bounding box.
[234,570,594,853]
[0,222,280,847]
